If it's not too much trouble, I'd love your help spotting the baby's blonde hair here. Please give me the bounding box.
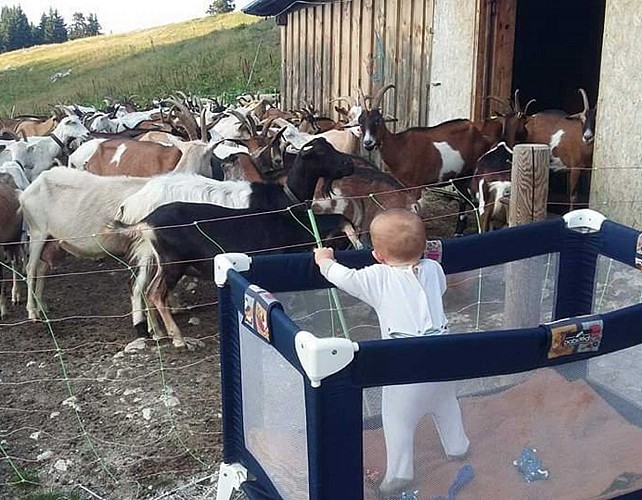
[370,209,426,263]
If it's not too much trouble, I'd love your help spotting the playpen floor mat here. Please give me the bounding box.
[246,368,642,500]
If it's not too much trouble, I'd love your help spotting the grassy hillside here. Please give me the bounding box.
[0,12,280,116]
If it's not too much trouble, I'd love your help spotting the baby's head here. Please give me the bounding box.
[370,209,426,265]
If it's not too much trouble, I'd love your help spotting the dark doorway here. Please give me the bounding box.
[511,0,606,114]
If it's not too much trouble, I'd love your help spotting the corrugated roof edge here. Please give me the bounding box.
[243,0,298,16]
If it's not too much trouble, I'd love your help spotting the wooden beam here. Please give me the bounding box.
[504,144,550,330]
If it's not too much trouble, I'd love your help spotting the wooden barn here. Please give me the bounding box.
[244,0,642,227]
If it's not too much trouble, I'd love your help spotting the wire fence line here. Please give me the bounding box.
[0,168,633,498]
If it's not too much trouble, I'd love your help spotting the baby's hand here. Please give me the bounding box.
[313,247,334,265]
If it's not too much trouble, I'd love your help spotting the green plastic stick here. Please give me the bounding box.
[307,208,350,339]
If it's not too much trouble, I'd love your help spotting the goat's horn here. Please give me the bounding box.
[358,88,368,111]
[229,109,257,137]
[513,89,522,113]
[372,84,395,110]
[167,96,199,140]
[260,116,277,137]
[484,96,511,114]
[578,88,590,114]
[522,98,537,116]
[329,96,352,106]
[200,108,208,142]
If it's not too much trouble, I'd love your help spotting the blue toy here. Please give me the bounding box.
[513,447,550,482]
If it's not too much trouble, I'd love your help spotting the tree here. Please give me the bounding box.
[68,12,86,40]
[207,0,235,15]
[0,6,34,53]
[37,8,67,44]
[86,13,101,37]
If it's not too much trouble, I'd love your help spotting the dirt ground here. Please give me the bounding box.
[0,255,223,500]
[0,192,465,500]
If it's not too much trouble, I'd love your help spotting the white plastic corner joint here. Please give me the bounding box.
[214,253,252,287]
[216,462,248,500]
[563,209,606,233]
[295,330,359,388]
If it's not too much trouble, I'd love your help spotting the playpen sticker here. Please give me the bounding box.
[424,239,443,262]
[546,315,603,359]
[242,285,283,343]
[635,234,642,270]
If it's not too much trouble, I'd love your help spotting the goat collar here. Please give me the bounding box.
[13,159,26,171]
[283,183,301,205]
[48,132,68,154]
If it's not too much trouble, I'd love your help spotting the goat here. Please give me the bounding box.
[470,142,512,232]
[0,179,24,317]
[477,90,535,147]
[19,168,151,320]
[525,88,595,209]
[15,112,61,137]
[117,203,357,347]
[217,142,417,241]
[0,161,30,190]
[358,84,491,235]
[6,116,90,181]
[282,122,361,156]
[80,136,217,177]
[115,137,356,335]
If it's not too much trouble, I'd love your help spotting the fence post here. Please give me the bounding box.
[504,144,550,330]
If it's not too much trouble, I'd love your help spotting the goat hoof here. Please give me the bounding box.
[172,338,187,349]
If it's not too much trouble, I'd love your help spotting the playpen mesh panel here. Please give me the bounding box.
[587,255,642,413]
[362,360,642,500]
[277,253,560,341]
[239,320,309,500]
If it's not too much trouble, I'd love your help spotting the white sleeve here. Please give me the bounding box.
[319,260,381,308]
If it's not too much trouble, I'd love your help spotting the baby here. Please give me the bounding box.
[314,209,469,496]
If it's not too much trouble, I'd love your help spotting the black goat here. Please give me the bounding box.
[120,202,357,347]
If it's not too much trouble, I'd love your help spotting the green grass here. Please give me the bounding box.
[0,12,280,116]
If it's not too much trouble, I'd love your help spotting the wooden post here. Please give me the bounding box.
[504,144,550,330]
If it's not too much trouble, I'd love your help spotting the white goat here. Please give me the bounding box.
[7,116,90,181]
[0,161,30,190]
[20,168,150,320]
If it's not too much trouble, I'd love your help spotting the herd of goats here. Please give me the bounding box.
[0,85,596,347]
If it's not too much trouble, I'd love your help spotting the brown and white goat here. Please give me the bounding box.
[0,178,24,317]
[470,142,512,232]
[525,88,596,209]
[358,84,490,235]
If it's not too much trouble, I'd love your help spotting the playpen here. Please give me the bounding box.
[214,210,642,500]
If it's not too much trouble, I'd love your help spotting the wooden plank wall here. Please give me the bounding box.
[280,0,436,129]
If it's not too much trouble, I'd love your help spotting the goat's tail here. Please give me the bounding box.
[106,219,163,333]
[105,219,157,271]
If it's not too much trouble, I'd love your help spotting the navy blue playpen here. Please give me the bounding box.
[214,210,642,500]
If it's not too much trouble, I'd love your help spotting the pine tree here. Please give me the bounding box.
[0,6,34,53]
[86,13,101,37]
[39,8,68,44]
[207,0,235,16]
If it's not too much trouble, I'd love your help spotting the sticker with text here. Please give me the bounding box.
[242,285,283,343]
[546,316,603,359]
